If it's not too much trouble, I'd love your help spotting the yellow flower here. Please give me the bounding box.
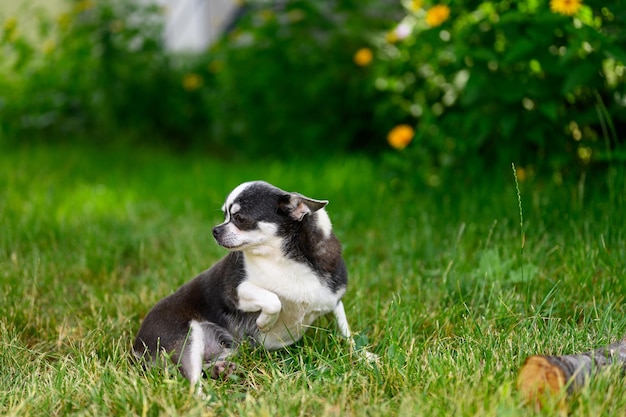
[387,125,415,150]
[426,5,450,27]
[353,48,373,66]
[410,0,424,11]
[550,0,583,16]
[182,73,203,91]
[386,30,399,44]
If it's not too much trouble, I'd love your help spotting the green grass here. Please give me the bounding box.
[1,144,625,416]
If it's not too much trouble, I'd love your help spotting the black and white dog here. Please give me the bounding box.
[133,181,352,384]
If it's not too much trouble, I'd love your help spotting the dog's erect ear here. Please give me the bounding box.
[279,193,328,221]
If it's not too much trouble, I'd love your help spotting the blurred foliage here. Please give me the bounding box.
[0,0,397,155]
[0,0,187,143]
[375,0,626,184]
[0,0,625,181]
[204,0,398,155]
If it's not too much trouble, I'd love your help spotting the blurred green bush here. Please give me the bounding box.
[204,1,398,156]
[0,0,395,156]
[375,0,626,183]
[0,0,185,143]
[1,0,624,180]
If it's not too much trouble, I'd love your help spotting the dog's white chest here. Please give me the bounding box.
[240,256,342,349]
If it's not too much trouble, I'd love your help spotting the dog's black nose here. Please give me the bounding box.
[212,227,221,239]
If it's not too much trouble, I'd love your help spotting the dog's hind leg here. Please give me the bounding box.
[178,320,238,386]
[197,321,238,380]
[177,321,207,386]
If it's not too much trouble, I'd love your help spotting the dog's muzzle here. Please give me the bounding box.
[212,225,224,241]
[212,224,239,249]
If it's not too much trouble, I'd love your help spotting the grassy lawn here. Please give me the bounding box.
[1,144,625,416]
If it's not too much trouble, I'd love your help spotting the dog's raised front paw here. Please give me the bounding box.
[209,360,237,380]
[256,312,279,333]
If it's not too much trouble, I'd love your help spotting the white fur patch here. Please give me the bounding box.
[315,208,333,238]
[215,221,281,253]
[225,182,254,209]
[332,301,351,338]
[240,254,345,349]
[237,281,282,332]
[186,320,205,384]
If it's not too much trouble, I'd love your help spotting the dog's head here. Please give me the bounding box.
[212,181,332,255]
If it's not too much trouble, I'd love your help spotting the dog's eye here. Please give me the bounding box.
[233,213,245,224]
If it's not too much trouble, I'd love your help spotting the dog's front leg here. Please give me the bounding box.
[237,281,282,332]
[333,301,379,362]
[333,301,351,338]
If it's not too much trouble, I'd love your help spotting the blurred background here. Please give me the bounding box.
[1,0,624,184]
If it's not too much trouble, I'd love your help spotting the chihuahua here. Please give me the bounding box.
[133,181,352,384]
